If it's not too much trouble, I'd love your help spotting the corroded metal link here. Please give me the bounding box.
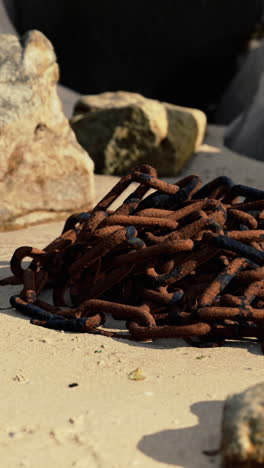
[105,214,179,230]
[10,295,66,321]
[155,258,175,274]
[92,173,133,212]
[231,184,264,201]
[142,288,184,306]
[87,264,135,299]
[149,246,218,287]
[198,307,264,324]
[176,175,202,195]
[92,225,124,239]
[242,279,264,303]
[53,286,68,307]
[145,217,209,244]
[31,315,104,332]
[171,216,210,240]
[136,208,176,218]
[0,275,22,286]
[232,200,264,212]
[145,201,226,244]
[69,227,138,278]
[205,233,264,265]
[237,266,264,283]
[34,299,61,313]
[35,269,49,295]
[166,201,207,221]
[163,175,202,209]
[113,197,143,216]
[137,201,208,222]
[77,210,108,242]
[250,241,264,251]
[43,228,80,254]
[131,171,180,194]
[128,321,212,340]
[62,212,91,234]
[226,230,264,243]
[193,176,234,200]
[136,200,205,221]
[136,175,201,210]
[228,209,258,230]
[10,246,48,279]
[198,258,248,307]
[92,164,157,213]
[113,240,194,265]
[220,294,241,307]
[21,268,36,304]
[114,165,158,215]
[78,299,156,327]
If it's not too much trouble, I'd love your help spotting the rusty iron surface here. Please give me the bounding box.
[2,164,264,349]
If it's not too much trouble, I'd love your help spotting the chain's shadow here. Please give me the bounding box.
[137,400,222,468]
[103,316,263,355]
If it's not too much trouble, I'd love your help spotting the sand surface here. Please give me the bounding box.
[1,136,264,468]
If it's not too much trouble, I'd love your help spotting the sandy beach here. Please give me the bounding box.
[1,147,264,468]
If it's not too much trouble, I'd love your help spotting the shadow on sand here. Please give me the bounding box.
[138,400,223,468]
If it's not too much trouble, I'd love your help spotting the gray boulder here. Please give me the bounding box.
[71,91,206,176]
[0,0,15,34]
[216,41,264,125]
[224,72,264,161]
[222,382,264,467]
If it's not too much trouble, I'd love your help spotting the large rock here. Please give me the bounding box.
[0,30,94,230]
[0,0,15,34]
[4,0,262,113]
[224,72,264,162]
[221,383,264,467]
[216,40,264,124]
[71,91,206,176]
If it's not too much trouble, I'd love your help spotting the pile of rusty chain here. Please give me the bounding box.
[2,164,264,349]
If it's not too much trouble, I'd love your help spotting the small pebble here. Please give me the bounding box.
[128,368,146,381]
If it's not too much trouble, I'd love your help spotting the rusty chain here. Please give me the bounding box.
[2,164,264,349]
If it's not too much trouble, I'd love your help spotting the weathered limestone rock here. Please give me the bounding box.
[0,30,94,230]
[71,91,206,176]
[222,382,264,467]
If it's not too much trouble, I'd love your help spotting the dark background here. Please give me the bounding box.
[4,0,264,117]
